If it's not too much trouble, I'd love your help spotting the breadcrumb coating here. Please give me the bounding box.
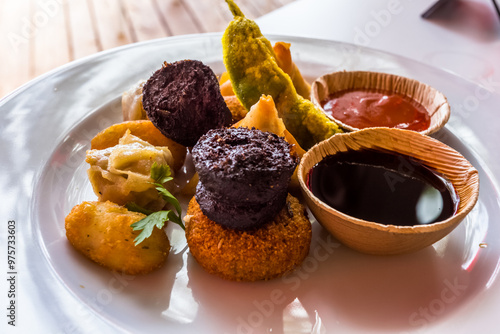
[65,201,170,275]
[185,194,311,281]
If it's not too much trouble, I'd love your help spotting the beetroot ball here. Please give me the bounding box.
[192,127,297,203]
[195,182,288,231]
[142,60,232,147]
[192,127,298,230]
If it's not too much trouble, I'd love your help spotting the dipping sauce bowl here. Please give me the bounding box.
[311,71,451,135]
[298,127,479,255]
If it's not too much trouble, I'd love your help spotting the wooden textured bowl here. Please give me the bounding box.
[311,71,450,135]
[298,128,479,255]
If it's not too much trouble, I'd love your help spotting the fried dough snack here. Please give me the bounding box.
[233,95,305,156]
[233,95,305,189]
[273,41,311,100]
[91,120,186,171]
[87,131,175,211]
[65,201,170,275]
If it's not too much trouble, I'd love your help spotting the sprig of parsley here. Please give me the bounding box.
[128,162,184,246]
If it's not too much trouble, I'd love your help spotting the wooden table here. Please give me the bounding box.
[0,0,295,99]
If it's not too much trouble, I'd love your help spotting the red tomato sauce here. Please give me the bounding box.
[321,89,430,131]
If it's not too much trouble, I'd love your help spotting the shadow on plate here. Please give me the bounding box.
[185,214,488,333]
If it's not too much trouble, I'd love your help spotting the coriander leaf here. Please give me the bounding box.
[155,184,182,217]
[151,162,173,184]
[131,211,170,246]
[129,162,185,246]
[166,210,184,229]
[126,202,154,215]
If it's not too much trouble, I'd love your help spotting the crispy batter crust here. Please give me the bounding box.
[90,120,186,171]
[185,194,311,281]
[65,201,170,275]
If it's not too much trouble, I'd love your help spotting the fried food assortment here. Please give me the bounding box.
[142,60,232,147]
[233,95,287,135]
[65,201,170,275]
[65,0,327,280]
[86,130,176,211]
[233,95,305,156]
[185,194,311,281]
[222,0,342,149]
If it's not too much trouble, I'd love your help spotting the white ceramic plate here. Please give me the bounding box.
[1,33,500,333]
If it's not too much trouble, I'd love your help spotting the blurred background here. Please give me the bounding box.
[2,0,499,100]
[0,0,296,99]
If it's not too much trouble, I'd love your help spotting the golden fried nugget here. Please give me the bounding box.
[90,120,186,171]
[65,201,170,275]
[185,194,311,281]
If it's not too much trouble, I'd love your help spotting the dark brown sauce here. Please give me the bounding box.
[321,89,430,131]
[307,150,459,226]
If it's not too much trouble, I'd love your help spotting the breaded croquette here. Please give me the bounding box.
[185,194,311,281]
[65,201,170,275]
